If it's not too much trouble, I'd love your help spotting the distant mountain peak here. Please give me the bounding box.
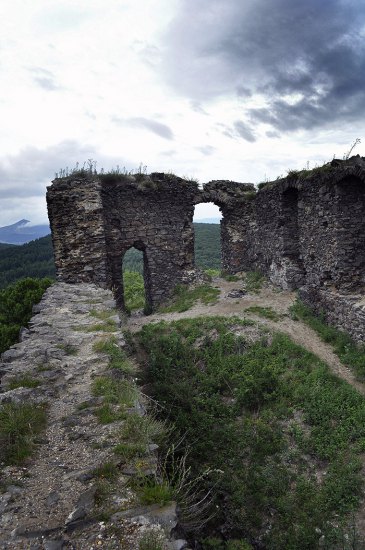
[0,220,50,245]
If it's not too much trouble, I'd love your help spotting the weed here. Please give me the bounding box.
[244,271,265,293]
[133,478,173,506]
[7,375,41,390]
[93,462,119,480]
[245,305,282,321]
[138,528,168,550]
[160,284,220,313]
[119,413,169,447]
[204,269,220,280]
[92,376,137,406]
[114,442,145,460]
[36,364,51,372]
[95,404,126,424]
[0,403,47,464]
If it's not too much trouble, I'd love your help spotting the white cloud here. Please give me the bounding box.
[0,0,364,227]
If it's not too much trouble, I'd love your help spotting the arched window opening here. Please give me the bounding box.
[122,247,150,313]
[193,202,222,274]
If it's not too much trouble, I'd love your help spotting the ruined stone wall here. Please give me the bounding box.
[47,173,255,310]
[100,173,198,310]
[47,158,365,340]
[245,157,365,341]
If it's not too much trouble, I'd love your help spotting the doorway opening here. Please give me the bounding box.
[193,203,222,275]
[122,246,149,313]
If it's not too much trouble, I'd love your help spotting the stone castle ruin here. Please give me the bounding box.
[46,156,365,342]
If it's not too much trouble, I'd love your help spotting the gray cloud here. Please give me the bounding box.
[233,121,256,143]
[163,0,365,133]
[28,67,62,91]
[196,145,216,155]
[0,141,130,200]
[113,116,174,140]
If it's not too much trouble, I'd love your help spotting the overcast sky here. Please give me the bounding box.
[1,0,364,225]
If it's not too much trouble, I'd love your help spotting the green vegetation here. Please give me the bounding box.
[245,305,283,321]
[7,375,41,390]
[290,300,365,379]
[133,478,173,506]
[0,403,47,464]
[160,284,220,313]
[0,277,53,353]
[138,316,365,548]
[244,271,265,293]
[0,236,55,289]
[93,336,135,374]
[123,270,145,311]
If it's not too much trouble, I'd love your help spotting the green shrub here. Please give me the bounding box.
[0,277,52,353]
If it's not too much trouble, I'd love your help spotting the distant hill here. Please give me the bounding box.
[0,223,221,288]
[0,219,50,245]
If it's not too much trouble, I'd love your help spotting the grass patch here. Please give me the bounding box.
[244,271,265,293]
[7,375,42,390]
[160,284,220,313]
[204,269,221,280]
[0,403,47,464]
[92,376,137,424]
[119,413,169,447]
[245,306,283,322]
[138,316,365,548]
[114,442,146,460]
[93,337,135,375]
[123,271,146,311]
[132,478,173,506]
[290,300,365,379]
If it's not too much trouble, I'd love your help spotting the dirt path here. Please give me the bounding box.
[127,276,365,396]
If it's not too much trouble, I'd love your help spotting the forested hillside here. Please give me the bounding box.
[0,223,221,288]
[0,236,56,288]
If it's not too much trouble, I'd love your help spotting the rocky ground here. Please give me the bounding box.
[1,276,365,548]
